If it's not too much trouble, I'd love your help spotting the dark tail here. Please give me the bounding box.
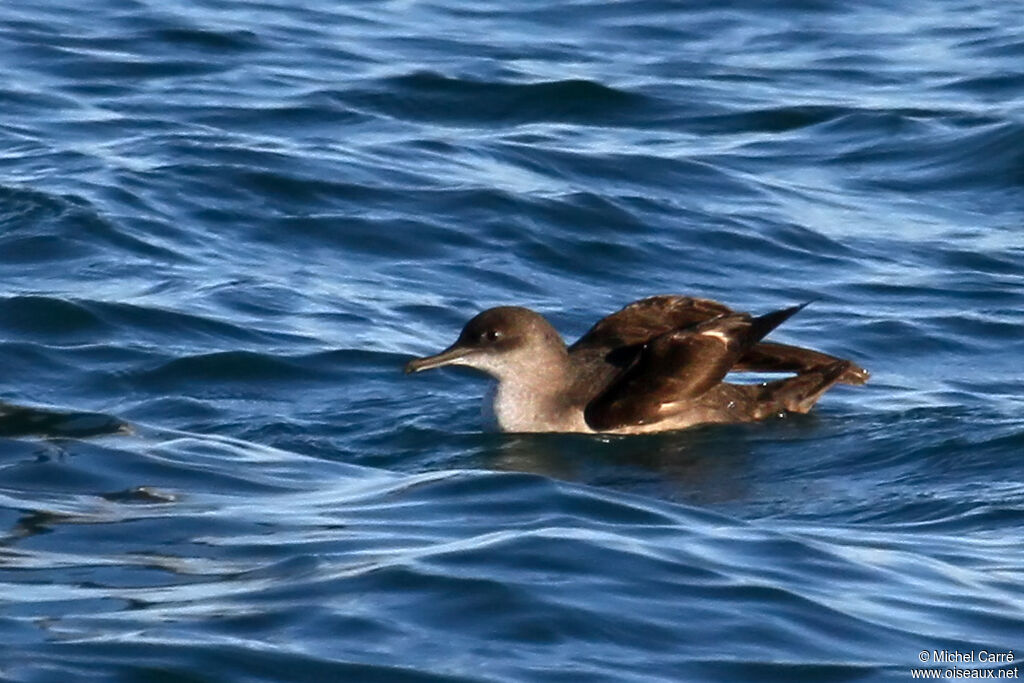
[756,360,853,415]
[738,341,869,384]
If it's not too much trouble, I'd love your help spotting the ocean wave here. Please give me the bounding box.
[350,71,660,127]
[3,444,1019,679]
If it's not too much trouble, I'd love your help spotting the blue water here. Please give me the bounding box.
[2,0,1023,681]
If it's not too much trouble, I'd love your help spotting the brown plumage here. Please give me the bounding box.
[405,296,868,434]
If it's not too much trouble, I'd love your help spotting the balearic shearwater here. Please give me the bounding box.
[405,296,868,434]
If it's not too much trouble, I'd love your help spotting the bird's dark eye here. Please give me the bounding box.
[486,329,501,342]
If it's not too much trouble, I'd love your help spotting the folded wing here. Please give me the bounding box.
[584,303,807,431]
[570,296,732,353]
[570,295,868,386]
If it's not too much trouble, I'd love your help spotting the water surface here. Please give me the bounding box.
[2,0,1023,681]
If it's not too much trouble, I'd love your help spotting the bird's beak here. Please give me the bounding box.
[405,343,475,374]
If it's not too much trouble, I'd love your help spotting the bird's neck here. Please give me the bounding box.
[490,350,588,433]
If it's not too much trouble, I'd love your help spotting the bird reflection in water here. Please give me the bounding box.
[483,415,824,505]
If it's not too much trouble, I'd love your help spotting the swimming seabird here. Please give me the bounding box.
[405,296,868,434]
